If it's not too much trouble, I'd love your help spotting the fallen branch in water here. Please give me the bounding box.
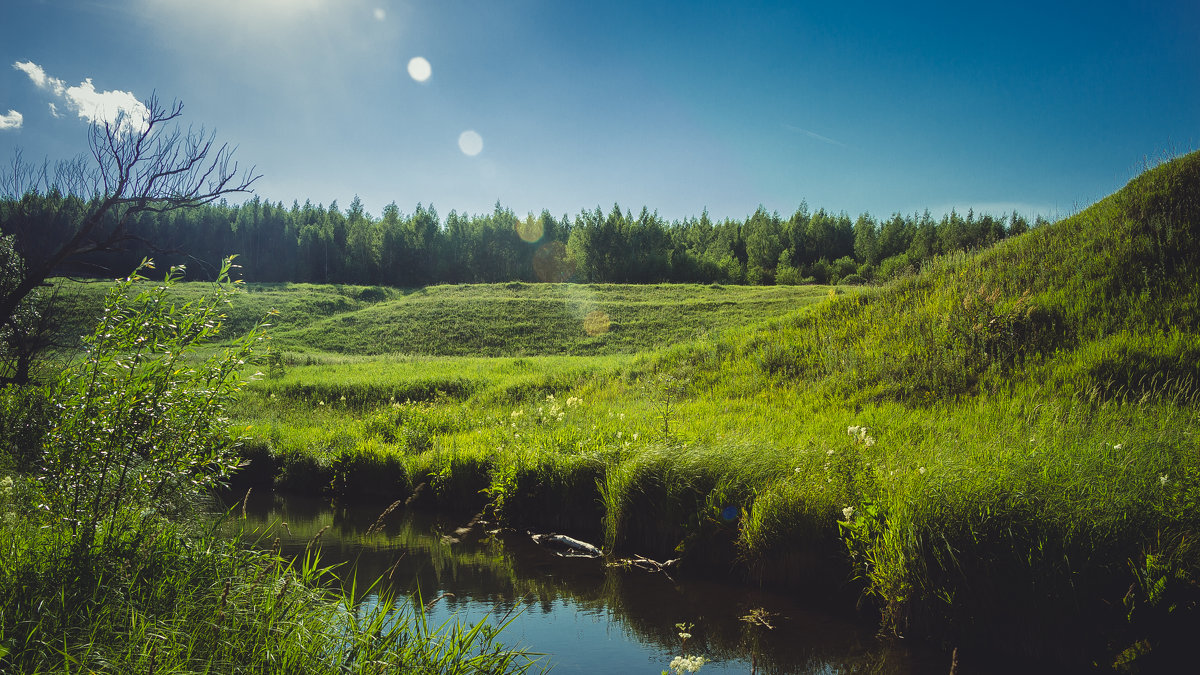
[607,554,680,580]
[530,533,604,558]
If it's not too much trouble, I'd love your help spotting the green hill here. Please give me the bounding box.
[664,150,1199,405]
[50,280,835,358]
[231,152,1200,670]
[266,282,834,356]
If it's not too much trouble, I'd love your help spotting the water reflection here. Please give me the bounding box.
[228,490,933,674]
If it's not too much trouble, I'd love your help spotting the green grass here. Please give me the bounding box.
[49,279,835,358]
[0,266,546,673]
[226,151,1200,669]
[0,505,543,673]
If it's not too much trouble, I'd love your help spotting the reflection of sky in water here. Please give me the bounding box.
[230,491,937,675]
[405,596,686,674]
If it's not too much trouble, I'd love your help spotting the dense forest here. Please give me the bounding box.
[1,192,1044,286]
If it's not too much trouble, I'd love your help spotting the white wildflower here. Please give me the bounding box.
[863,435,876,447]
[847,426,861,436]
[1113,444,1123,450]
[668,655,707,674]
[1160,474,1169,486]
[826,449,835,456]
[842,506,855,521]
[918,466,926,475]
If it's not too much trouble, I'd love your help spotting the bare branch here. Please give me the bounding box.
[1,95,261,373]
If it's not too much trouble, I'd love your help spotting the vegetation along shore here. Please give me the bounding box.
[230,152,1200,671]
[3,151,1198,672]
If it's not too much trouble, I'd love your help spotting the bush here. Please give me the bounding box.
[38,258,267,556]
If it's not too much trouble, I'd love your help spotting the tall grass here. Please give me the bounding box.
[222,151,1200,668]
[0,506,543,673]
[0,260,543,673]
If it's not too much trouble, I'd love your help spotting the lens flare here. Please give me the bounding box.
[407,57,431,82]
[533,241,575,282]
[515,217,544,243]
[458,130,483,156]
[583,310,610,336]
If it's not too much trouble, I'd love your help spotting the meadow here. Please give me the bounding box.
[227,152,1200,671]
[4,151,1197,672]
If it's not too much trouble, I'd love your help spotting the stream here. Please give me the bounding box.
[230,490,943,674]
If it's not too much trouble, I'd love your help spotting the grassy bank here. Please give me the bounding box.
[0,265,542,673]
[231,152,1200,670]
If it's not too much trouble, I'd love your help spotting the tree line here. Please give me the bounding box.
[2,192,1044,288]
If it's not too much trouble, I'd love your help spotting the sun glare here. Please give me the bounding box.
[583,310,611,336]
[407,57,432,82]
[458,130,483,156]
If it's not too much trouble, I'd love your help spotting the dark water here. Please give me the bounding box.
[230,490,939,674]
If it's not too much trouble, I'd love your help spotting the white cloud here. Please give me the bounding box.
[373,7,386,21]
[13,60,65,95]
[48,102,60,118]
[0,110,23,130]
[12,60,147,133]
[63,79,149,132]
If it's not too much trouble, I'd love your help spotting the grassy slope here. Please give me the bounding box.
[230,152,1200,669]
[51,280,833,357]
[262,282,833,356]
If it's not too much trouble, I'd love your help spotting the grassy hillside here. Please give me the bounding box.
[686,150,1200,405]
[228,152,1200,670]
[50,280,835,358]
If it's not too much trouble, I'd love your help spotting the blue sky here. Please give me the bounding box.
[1,0,1196,223]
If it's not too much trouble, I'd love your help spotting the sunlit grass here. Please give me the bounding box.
[225,150,1200,668]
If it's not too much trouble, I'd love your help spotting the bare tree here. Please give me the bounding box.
[0,96,259,383]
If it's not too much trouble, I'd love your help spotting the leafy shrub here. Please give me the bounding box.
[38,258,267,556]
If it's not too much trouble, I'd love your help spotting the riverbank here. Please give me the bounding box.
[0,264,543,674]
[230,151,1200,671]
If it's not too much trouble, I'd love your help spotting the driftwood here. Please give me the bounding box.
[607,554,680,579]
[530,533,604,558]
